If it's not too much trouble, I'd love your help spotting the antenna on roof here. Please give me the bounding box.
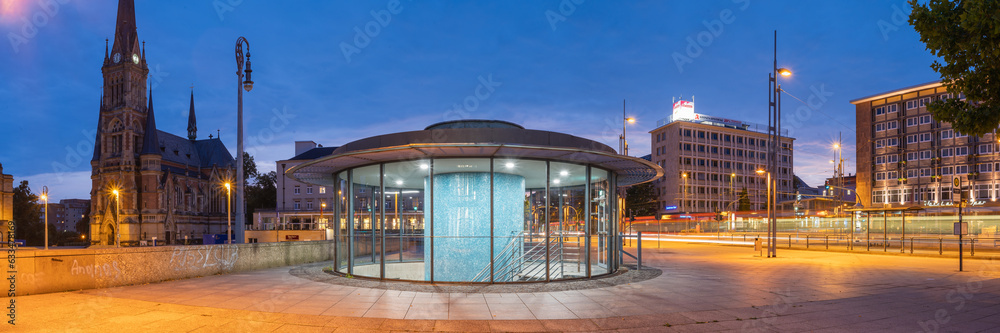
[217,129,220,139]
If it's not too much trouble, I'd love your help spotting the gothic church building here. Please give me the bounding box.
[90,0,235,246]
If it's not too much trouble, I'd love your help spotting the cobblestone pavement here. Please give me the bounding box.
[11,243,1000,332]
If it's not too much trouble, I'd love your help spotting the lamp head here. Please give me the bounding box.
[224,182,231,190]
[112,189,119,196]
[756,169,765,175]
[777,68,792,77]
[626,117,635,124]
[242,56,254,92]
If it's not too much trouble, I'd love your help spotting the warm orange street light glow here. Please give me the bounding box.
[682,173,688,178]
[756,169,766,175]
[833,143,840,149]
[224,182,231,190]
[112,189,119,196]
[778,68,792,77]
[626,117,636,124]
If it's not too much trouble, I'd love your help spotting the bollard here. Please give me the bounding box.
[910,237,913,254]
[806,235,809,249]
[788,235,791,248]
[971,238,974,257]
[939,238,943,255]
[826,235,829,249]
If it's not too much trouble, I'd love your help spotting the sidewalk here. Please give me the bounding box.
[10,242,1000,332]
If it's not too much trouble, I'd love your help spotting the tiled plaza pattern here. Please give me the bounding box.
[12,243,1000,332]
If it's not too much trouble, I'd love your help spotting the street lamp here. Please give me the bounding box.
[320,202,326,229]
[235,36,254,245]
[112,188,120,247]
[224,182,232,244]
[621,115,636,155]
[41,186,48,250]
[682,172,688,214]
[766,30,792,258]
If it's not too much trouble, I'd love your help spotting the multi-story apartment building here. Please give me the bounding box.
[851,81,991,209]
[649,102,794,215]
[248,141,338,242]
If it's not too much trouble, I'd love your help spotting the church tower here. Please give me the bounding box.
[91,0,149,245]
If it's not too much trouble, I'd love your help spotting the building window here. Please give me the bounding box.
[724,148,731,155]
[294,186,301,194]
[875,106,886,115]
[724,135,731,142]
[888,138,898,146]
[319,187,326,194]
[887,155,899,163]
[941,148,953,157]
[920,133,932,142]
[711,133,718,140]
[698,145,706,153]
[887,121,898,130]
[737,137,744,144]
[907,135,917,144]
[306,186,314,194]
[941,130,953,139]
[887,104,898,113]
[956,165,969,174]
[980,163,993,173]
[920,150,932,159]
[979,144,994,154]
[711,147,718,154]
[294,202,301,210]
[907,117,918,127]
[906,100,918,110]
[876,123,887,132]
[907,152,917,161]
[698,131,705,139]
[919,115,932,125]
[306,201,313,210]
[956,147,969,155]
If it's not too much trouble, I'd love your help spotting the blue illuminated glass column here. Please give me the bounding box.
[425,171,524,281]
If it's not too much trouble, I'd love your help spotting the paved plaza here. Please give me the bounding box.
[12,243,1000,332]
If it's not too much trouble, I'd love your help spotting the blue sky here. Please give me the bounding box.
[0,0,940,201]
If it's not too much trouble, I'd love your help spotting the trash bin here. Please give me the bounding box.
[754,238,762,252]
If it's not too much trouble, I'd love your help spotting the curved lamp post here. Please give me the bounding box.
[225,182,232,244]
[235,36,254,245]
[767,30,791,258]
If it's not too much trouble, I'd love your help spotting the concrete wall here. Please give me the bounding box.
[6,239,335,296]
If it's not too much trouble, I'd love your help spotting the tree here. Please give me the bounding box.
[909,0,1000,136]
[625,182,658,217]
[242,152,259,186]
[737,187,751,211]
[12,180,42,245]
[245,171,277,225]
[75,205,91,239]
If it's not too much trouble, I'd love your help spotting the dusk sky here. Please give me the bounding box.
[1,0,941,201]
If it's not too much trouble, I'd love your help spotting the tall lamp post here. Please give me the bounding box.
[112,189,120,247]
[225,182,232,244]
[621,100,636,155]
[235,37,254,245]
[767,30,792,258]
[41,186,48,250]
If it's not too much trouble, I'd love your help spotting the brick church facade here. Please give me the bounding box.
[90,0,235,246]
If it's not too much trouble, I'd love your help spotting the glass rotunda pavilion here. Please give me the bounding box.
[288,120,661,283]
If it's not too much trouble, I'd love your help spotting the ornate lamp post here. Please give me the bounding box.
[235,36,254,245]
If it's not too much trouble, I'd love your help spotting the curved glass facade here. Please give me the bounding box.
[331,158,617,282]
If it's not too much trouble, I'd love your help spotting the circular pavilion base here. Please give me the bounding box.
[290,262,661,293]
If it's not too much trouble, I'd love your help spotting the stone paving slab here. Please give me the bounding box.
[8,242,1000,332]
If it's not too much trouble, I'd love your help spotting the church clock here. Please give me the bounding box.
[132,53,139,64]
[113,52,122,63]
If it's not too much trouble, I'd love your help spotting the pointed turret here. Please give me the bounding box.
[140,88,159,155]
[187,90,197,140]
[110,0,140,61]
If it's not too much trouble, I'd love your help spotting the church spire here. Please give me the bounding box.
[110,0,139,59]
[187,89,197,140]
[141,87,159,155]
[92,95,104,162]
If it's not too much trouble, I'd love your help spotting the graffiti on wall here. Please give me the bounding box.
[168,245,239,271]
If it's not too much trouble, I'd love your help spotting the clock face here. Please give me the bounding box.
[132,53,139,64]
[113,53,121,63]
